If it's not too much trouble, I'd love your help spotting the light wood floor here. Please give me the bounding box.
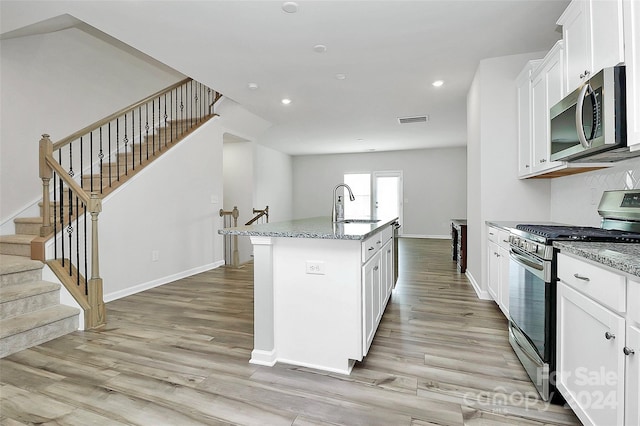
[0,238,581,425]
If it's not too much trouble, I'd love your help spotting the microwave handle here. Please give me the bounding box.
[575,83,595,149]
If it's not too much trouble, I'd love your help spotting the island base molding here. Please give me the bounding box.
[249,349,277,367]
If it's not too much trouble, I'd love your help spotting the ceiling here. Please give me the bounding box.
[1,1,570,156]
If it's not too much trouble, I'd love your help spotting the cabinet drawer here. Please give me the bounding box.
[487,226,499,243]
[498,229,510,249]
[362,232,383,263]
[380,224,393,245]
[557,252,626,313]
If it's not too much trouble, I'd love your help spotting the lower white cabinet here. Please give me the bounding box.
[556,253,639,426]
[487,226,509,316]
[362,228,394,355]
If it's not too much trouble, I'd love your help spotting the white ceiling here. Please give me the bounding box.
[1,1,570,156]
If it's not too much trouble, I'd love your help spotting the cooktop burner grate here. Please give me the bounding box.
[515,224,640,242]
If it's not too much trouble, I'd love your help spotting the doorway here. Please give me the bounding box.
[344,171,403,228]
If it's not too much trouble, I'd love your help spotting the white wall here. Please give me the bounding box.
[466,52,552,298]
[550,157,640,225]
[292,148,467,237]
[223,139,254,264]
[0,27,184,226]
[254,143,293,223]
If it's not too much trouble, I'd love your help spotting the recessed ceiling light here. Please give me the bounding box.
[281,98,292,105]
[335,73,347,80]
[247,82,259,90]
[313,44,327,53]
[432,80,444,87]
[282,2,298,13]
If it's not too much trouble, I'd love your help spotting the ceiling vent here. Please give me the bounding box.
[398,115,429,124]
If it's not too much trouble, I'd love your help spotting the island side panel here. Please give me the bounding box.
[273,237,362,374]
[249,236,276,366]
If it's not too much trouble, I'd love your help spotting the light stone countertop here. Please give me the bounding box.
[218,216,398,241]
[553,241,640,278]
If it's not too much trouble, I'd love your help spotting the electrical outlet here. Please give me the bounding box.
[152,250,159,262]
[305,261,325,275]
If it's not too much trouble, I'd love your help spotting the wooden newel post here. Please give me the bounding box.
[39,134,53,237]
[87,192,106,328]
[232,206,240,267]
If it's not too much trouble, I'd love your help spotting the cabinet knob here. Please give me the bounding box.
[623,347,635,356]
[573,273,590,282]
[605,331,616,340]
[525,164,530,168]
[368,247,375,251]
[374,266,379,271]
[580,70,591,79]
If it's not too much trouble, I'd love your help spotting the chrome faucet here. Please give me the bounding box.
[332,183,356,222]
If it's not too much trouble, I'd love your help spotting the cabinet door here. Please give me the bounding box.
[626,323,640,426]
[624,0,640,149]
[561,0,590,93]
[531,72,548,173]
[382,239,393,307]
[590,0,624,75]
[557,282,625,426]
[498,246,509,316]
[516,65,534,176]
[487,241,500,302]
[363,253,381,355]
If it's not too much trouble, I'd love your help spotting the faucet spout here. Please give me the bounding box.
[332,183,355,222]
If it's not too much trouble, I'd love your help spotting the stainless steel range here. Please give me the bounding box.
[507,189,640,402]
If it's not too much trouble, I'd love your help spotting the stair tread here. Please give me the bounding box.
[0,255,43,275]
[0,234,37,244]
[0,305,79,339]
[14,217,42,224]
[0,280,60,303]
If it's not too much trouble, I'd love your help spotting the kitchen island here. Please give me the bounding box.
[219,216,398,374]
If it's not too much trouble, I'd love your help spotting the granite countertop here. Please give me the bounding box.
[553,241,640,278]
[218,216,398,241]
[485,221,570,233]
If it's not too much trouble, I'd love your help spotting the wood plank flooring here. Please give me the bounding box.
[0,238,581,425]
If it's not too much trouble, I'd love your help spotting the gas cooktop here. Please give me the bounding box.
[515,224,640,243]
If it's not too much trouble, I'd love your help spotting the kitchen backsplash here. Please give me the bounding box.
[550,157,640,226]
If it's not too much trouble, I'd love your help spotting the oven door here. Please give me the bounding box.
[508,247,555,401]
[508,247,551,361]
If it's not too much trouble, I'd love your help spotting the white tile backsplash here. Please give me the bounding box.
[550,157,640,226]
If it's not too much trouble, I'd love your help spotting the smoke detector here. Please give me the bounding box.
[398,115,429,124]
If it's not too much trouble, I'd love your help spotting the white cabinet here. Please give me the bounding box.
[558,0,625,95]
[363,252,381,354]
[516,60,542,177]
[624,0,640,150]
[556,253,640,426]
[531,41,565,174]
[486,226,509,316]
[362,226,394,355]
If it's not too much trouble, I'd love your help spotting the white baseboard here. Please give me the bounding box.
[250,349,277,366]
[400,234,451,240]
[104,259,225,302]
[466,270,491,300]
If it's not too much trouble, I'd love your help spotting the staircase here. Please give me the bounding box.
[0,78,220,354]
[0,254,79,358]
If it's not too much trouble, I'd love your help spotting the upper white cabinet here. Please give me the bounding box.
[624,0,640,150]
[558,0,625,95]
[516,60,542,177]
[531,41,565,174]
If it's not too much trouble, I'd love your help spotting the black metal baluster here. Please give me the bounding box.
[139,106,143,163]
[164,93,168,146]
[108,122,112,187]
[123,114,129,175]
[80,137,84,191]
[145,104,150,160]
[59,175,65,266]
[190,79,194,128]
[67,187,73,274]
[83,203,88,294]
[152,98,156,155]
[75,194,80,286]
[181,84,184,134]
[53,170,58,259]
[99,127,104,194]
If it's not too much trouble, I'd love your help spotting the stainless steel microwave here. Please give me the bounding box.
[549,65,631,163]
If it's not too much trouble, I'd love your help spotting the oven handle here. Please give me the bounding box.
[509,249,543,272]
[510,324,544,367]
